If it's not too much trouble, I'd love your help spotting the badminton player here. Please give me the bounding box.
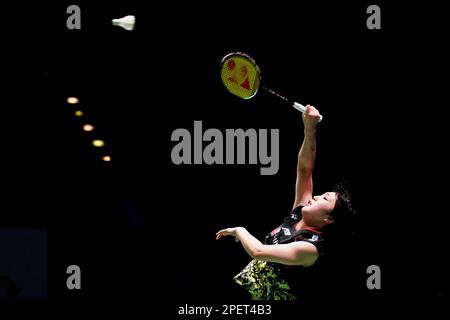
[216,105,355,300]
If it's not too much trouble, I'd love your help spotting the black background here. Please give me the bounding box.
[2,0,448,317]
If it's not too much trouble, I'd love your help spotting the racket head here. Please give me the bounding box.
[220,52,261,100]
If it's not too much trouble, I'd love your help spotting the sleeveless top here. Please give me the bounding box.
[233,206,326,300]
[263,205,325,252]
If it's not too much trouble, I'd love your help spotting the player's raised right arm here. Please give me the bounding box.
[292,105,321,210]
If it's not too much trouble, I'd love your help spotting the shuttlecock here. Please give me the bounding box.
[112,15,135,31]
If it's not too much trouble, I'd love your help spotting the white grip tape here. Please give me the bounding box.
[293,102,323,122]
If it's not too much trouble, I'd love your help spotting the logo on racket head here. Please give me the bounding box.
[220,53,260,99]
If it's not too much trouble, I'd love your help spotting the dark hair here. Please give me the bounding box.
[329,179,356,225]
[321,179,357,245]
[323,178,358,259]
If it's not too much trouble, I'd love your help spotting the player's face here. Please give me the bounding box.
[302,192,337,225]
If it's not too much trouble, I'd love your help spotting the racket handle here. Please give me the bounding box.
[293,102,323,122]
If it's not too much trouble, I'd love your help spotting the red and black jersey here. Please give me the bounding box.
[234,206,329,300]
[263,205,325,255]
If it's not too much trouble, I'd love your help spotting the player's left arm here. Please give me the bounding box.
[216,227,319,266]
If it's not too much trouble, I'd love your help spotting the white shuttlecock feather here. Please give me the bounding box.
[112,15,135,31]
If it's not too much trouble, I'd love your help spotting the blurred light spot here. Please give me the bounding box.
[83,124,95,132]
[75,110,84,117]
[67,97,79,104]
[102,156,111,162]
[92,140,105,147]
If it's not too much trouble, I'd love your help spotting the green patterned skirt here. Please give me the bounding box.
[233,259,299,300]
